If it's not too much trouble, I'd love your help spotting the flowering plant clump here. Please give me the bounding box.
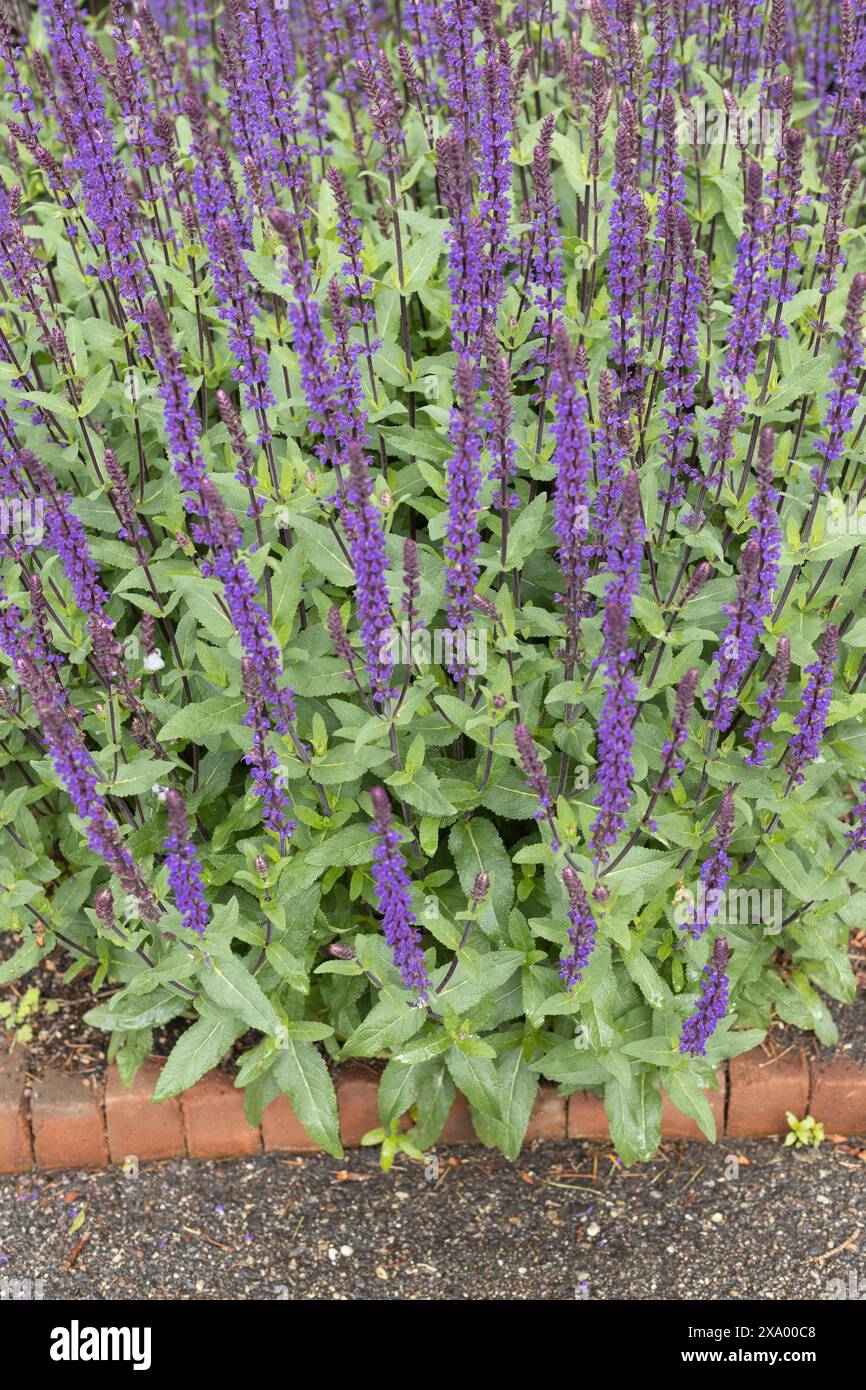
[1,0,866,1165]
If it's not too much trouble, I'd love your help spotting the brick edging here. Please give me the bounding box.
[1,1044,865,1172]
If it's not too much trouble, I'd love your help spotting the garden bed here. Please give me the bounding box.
[3,929,865,1175]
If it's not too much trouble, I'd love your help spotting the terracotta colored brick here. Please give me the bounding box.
[810,1057,866,1135]
[525,1083,567,1142]
[439,1092,476,1145]
[567,1089,609,1140]
[337,1063,381,1146]
[0,1047,32,1172]
[661,1069,726,1140]
[182,1071,261,1158]
[727,1047,809,1137]
[104,1061,185,1163]
[261,1093,322,1152]
[31,1069,108,1170]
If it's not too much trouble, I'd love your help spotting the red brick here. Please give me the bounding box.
[727,1047,809,1137]
[31,1069,108,1170]
[0,1047,31,1172]
[104,1061,185,1163]
[810,1057,866,1135]
[439,1092,476,1145]
[337,1063,381,1146]
[567,1089,609,1140]
[661,1069,726,1140]
[526,1083,567,1142]
[182,1071,261,1158]
[261,1094,322,1152]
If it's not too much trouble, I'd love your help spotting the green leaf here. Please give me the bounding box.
[662,1069,718,1143]
[273,1040,344,1158]
[449,818,515,937]
[446,1043,501,1118]
[153,1007,242,1100]
[604,1070,662,1165]
[201,954,282,1036]
[159,696,247,742]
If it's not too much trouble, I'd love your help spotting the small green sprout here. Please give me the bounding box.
[785,1112,825,1149]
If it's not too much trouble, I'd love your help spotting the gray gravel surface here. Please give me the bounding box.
[1,1138,865,1301]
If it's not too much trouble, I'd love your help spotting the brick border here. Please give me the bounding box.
[1,1046,864,1171]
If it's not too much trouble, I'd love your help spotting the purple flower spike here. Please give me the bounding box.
[515,722,557,847]
[19,451,107,616]
[590,595,638,863]
[345,443,395,705]
[684,789,736,940]
[369,786,431,1002]
[846,780,866,853]
[787,625,839,786]
[551,322,592,661]
[679,938,730,1057]
[707,539,761,734]
[443,356,483,678]
[659,668,700,790]
[749,428,782,625]
[746,636,791,766]
[163,788,209,937]
[560,865,598,989]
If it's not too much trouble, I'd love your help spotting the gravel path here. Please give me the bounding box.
[2,1138,865,1301]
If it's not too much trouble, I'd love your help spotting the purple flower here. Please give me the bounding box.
[163,788,209,936]
[787,624,839,786]
[683,790,735,941]
[707,539,761,733]
[528,113,563,341]
[590,596,638,863]
[241,658,295,851]
[559,865,597,989]
[270,211,346,479]
[437,0,480,134]
[607,99,644,405]
[345,444,395,704]
[369,785,430,1001]
[592,371,628,548]
[144,300,208,500]
[746,636,791,766]
[478,36,512,314]
[659,668,700,790]
[813,272,866,489]
[484,328,517,506]
[551,322,592,661]
[199,476,296,731]
[749,428,782,625]
[43,0,147,316]
[605,470,644,614]
[326,166,375,328]
[846,780,866,853]
[515,722,556,845]
[680,938,730,1057]
[19,451,107,616]
[724,161,771,383]
[18,658,158,922]
[438,129,483,352]
[443,356,483,678]
[659,214,701,507]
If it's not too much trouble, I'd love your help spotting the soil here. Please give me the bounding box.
[1,1137,865,1300]
[2,923,865,1082]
